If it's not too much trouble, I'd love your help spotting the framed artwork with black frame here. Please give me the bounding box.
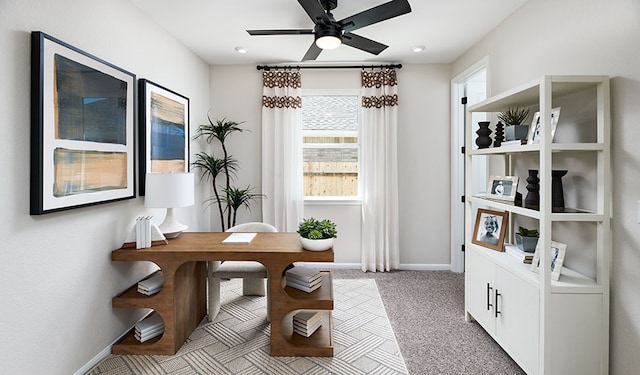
[487,175,519,202]
[138,79,190,195]
[472,208,509,252]
[531,240,567,281]
[30,31,136,215]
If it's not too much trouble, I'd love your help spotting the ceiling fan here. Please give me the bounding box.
[246,0,412,61]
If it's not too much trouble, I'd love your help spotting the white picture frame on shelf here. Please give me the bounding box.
[528,107,561,144]
[530,240,567,281]
[486,175,519,202]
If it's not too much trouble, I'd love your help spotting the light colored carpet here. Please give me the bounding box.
[88,278,408,374]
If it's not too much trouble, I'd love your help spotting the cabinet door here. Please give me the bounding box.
[495,267,539,374]
[465,248,496,334]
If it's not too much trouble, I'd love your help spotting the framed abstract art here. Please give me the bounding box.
[138,79,189,195]
[30,31,136,214]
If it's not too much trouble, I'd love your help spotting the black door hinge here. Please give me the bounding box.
[461,146,465,154]
[461,244,465,252]
[461,97,468,105]
[461,195,465,203]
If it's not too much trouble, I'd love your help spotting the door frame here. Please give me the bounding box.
[450,57,489,273]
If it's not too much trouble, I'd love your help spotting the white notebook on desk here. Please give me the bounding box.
[222,232,257,244]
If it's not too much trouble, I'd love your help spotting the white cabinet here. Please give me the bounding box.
[466,247,539,374]
[464,76,610,374]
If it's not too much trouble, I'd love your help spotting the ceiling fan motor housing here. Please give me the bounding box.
[314,22,343,41]
[320,0,338,11]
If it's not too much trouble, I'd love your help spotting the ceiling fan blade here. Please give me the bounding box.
[342,32,388,55]
[298,0,331,23]
[302,42,322,61]
[339,0,411,33]
[247,29,313,36]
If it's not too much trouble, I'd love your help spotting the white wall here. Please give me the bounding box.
[208,65,452,267]
[452,0,640,373]
[0,1,210,374]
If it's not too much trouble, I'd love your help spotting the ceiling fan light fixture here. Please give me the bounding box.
[316,35,342,50]
[234,46,248,54]
[411,45,426,53]
[314,23,342,50]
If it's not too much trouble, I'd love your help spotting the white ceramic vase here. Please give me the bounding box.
[300,237,334,251]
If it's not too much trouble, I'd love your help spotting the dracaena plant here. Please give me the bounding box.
[192,116,264,231]
[497,107,530,125]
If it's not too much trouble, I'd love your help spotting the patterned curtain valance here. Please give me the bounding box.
[361,69,398,108]
[262,71,302,109]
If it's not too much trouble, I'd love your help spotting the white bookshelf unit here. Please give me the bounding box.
[463,76,610,374]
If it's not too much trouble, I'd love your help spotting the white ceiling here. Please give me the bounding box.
[129,0,528,66]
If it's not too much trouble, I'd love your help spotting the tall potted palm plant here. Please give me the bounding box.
[192,116,264,231]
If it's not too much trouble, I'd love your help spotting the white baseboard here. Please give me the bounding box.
[297,262,452,271]
[74,341,113,375]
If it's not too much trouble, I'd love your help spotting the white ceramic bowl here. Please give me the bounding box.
[300,237,334,251]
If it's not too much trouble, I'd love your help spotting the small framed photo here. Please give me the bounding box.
[530,241,567,281]
[472,208,509,252]
[528,107,561,144]
[487,176,519,202]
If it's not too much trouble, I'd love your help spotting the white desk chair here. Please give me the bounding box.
[208,222,277,322]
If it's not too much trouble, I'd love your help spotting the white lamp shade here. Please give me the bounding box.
[144,172,195,208]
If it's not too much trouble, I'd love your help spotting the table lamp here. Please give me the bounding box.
[144,172,194,238]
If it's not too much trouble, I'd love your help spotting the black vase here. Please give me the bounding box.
[475,121,492,149]
[525,169,540,210]
[493,121,505,147]
[552,170,568,211]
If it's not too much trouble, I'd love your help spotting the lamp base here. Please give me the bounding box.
[158,207,188,239]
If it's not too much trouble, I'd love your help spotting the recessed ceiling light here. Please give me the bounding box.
[411,45,425,53]
[234,46,248,54]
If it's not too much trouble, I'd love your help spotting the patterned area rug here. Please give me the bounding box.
[88,279,408,374]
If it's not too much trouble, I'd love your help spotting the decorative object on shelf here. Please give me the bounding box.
[552,170,568,212]
[192,117,264,231]
[527,107,561,144]
[144,172,195,238]
[297,217,337,251]
[525,169,540,210]
[471,208,509,252]
[493,121,505,147]
[498,107,530,141]
[30,32,136,215]
[515,226,539,253]
[475,121,492,149]
[531,240,567,281]
[286,265,323,293]
[487,175,519,202]
[139,79,190,196]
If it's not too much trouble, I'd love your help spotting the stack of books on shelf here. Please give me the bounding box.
[137,271,164,296]
[136,216,152,249]
[505,244,535,264]
[134,311,164,343]
[285,265,322,293]
[293,311,323,337]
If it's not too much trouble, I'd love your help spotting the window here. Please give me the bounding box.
[301,93,359,199]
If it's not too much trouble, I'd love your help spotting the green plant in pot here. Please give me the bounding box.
[297,217,337,251]
[515,226,539,253]
[498,107,530,141]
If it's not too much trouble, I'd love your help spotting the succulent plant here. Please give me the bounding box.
[498,107,530,125]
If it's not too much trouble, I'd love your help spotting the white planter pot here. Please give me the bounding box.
[300,237,334,251]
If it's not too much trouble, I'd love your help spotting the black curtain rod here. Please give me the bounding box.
[256,64,402,71]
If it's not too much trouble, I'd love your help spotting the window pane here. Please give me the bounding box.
[302,95,358,197]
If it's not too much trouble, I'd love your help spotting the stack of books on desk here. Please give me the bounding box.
[293,311,323,337]
[285,265,322,293]
[134,311,164,343]
[505,244,535,264]
[137,271,164,296]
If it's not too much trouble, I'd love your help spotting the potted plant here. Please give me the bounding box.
[192,116,264,231]
[498,107,530,141]
[297,217,337,251]
[515,226,539,253]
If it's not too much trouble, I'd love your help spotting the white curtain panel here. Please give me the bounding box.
[360,69,400,272]
[261,71,304,232]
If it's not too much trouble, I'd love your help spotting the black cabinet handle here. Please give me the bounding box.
[495,289,501,318]
[487,283,493,311]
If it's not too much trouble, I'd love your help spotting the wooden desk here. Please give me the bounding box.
[111,232,334,356]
